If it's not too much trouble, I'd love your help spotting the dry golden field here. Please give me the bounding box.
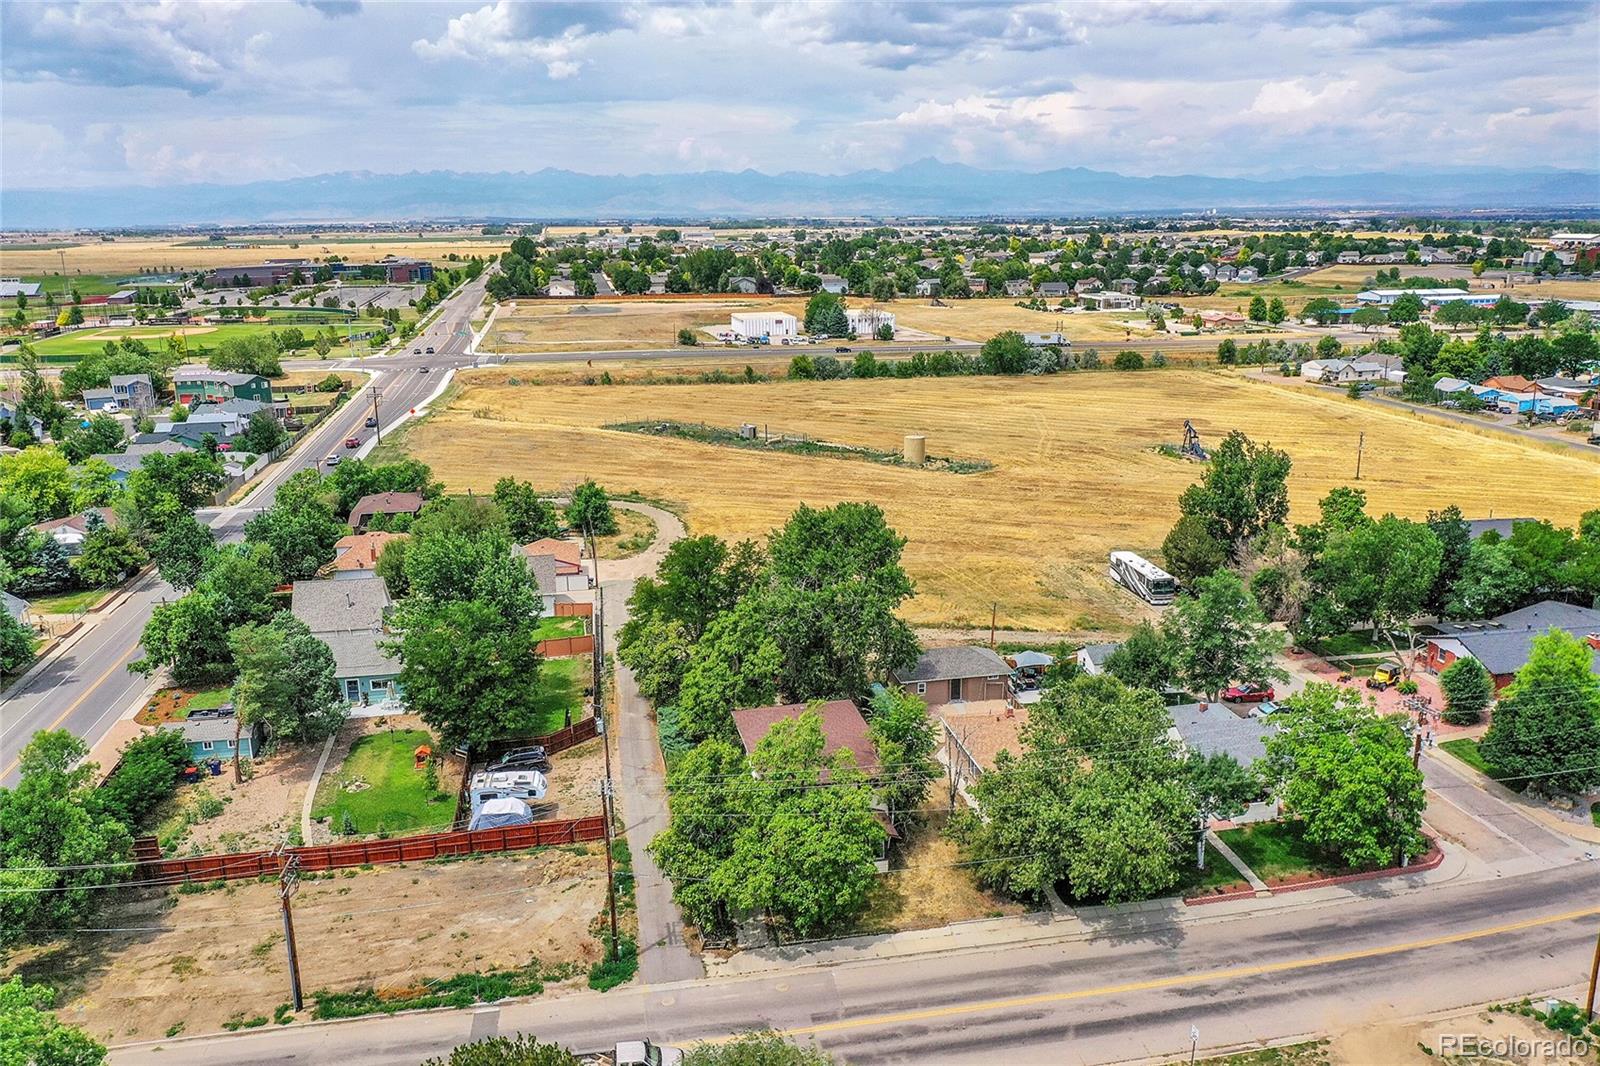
[0,233,509,275]
[398,368,1600,633]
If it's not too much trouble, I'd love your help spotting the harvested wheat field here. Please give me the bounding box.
[400,368,1600,633]
[0,233,508,276]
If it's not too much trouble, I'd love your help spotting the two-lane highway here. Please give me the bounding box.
[0,274,489,786]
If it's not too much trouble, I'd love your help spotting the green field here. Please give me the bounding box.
[312,729,453,835]
[15,273,184,297]
[15,321,362,362]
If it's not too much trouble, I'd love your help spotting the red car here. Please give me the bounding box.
[344,436,361,449]
[1223,683,1275,702]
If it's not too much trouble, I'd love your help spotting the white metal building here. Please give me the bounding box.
[1354,288,1499,308]
[729,311,798,341]
[845,309,895,335]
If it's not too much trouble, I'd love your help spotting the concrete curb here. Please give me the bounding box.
[353,367,454,460]
[1426,746,1600,845]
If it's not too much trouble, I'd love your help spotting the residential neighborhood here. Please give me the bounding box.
[3,3,1600,1065]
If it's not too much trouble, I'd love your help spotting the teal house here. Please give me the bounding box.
[290,575,404,709]
[162,708,265,762]
[172,369,274,405]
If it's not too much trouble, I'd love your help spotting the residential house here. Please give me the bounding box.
[965,275,989,294]
[521,537,590,592]
[648,272,668,295]
[157,404,248,444]
[328,531,407,578]
[546,278,577,297]
[1112,277,1138,294]
[81,388,120,413]
[731,699,894,868]
[1420,601,1600,690]
[1336,251,1361,264]
[1165,703,1277,823]
[162,707,264,763]
[817,274,849,294]
[1214,265,1238,282]
[1075,642,1120,676]
[105,372,155,412]
[525,552,560,616]
[894,645,1012,707]
[1235,267,1260,283]
[914,279,941,297]
[940,700,1028,806]
[1463,517,1536,540]
[1038,281,1073,298]
[1004,279,1034,297]
[290,575,402,706]
[727,276,759,294]
[348,491,426,530]
[1299,359,1390,383]
[31,509,116,556]
[1198,309,1245,328]
[3,590,35,628]
[172,370,273,405]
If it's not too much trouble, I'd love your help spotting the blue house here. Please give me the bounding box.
[291,575,403,708]
[162,707,264,762]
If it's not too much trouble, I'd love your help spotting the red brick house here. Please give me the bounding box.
[1421,600,1600,690]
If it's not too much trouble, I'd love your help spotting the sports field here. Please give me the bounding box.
[395,368,1600,634]
[16,321,358,361]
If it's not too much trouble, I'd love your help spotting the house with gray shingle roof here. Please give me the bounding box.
[1421,600,1600,689]
[894,645,1012,707]
[290,575,401,706]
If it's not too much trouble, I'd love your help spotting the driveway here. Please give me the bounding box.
[596,501,702,983]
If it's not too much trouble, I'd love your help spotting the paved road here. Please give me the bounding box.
[0,275,489,786]
[109,860,1600,1065]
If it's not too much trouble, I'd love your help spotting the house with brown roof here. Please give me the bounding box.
[939,700,1028,807]
[731,699,880,776]
[521,537,591,592]
[327,531,407,578]
[348,491,425,530]
[730,698,895,868]
[32,509,117,557]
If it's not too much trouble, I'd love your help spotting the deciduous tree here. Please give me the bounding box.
[1479,629,1600,794]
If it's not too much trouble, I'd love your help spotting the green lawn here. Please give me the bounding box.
[17,273,182,296]
[1440,737,1517,785]
[530,615,586,641]
[1216,821,1343,883]
[28,588,111,615]
[186,685,233,711]
[1177,849,1254,896]
[1305,629,1392,658]
[312,729,452,835]
[520,657,587,735]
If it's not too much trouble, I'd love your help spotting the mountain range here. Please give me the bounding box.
[5,160,1597,228]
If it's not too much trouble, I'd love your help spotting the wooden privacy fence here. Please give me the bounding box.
[534,634,595,657]
[554,601,594,618]
[131,815,605,885]
[451,717,602,827]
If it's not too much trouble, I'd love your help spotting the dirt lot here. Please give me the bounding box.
[0,233,509,275]
[391,368,1600,632]
[5,845,608,1044]
[1324,1003,1597,1064]
[155,740,323,856]
[854,816,1028,936]
[541,735,607,820]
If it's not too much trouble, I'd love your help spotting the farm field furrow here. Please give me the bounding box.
[398,368,1600,633]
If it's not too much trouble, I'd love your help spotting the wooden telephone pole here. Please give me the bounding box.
[278,854,304,1012]
[600,779,620,961]
[1585,919,1600,1020]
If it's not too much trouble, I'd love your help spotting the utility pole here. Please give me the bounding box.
[1354,431,1365,481]
[599,779,620,961]
[278,854,304,1012]
[1411,729,1423,770]
[989,602,998,648]
[1585,919,1599,1020]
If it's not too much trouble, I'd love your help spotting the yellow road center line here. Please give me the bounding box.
[767,904,1600,1041]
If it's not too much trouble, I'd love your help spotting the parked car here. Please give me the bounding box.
[614,1040,684,1066]
[493,746,548,768]
[1222,682,1275,702]
[834,346,851,353]
[364,415,379,428]
[1254,700,1280,717]
[1366,662,1404,691]
[325,454,341,466]
[344,436,361,449]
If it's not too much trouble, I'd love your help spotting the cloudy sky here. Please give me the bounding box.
[3,0,1597,189]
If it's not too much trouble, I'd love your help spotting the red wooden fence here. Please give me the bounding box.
[555,601,594,618]
[131,815,605,885]
[534,634,595,657]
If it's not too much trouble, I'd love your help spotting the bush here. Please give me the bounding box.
[422,1035,580,1066]
[676,328,698,346]
[1112,350,1145,371]
[788,354,817,380]
[315,373,344,393]
[1440,656,1493,725]
[1397,679,1418,695]
[93,730,191,829]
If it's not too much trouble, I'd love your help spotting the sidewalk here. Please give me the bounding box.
[705,840,1473,978]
